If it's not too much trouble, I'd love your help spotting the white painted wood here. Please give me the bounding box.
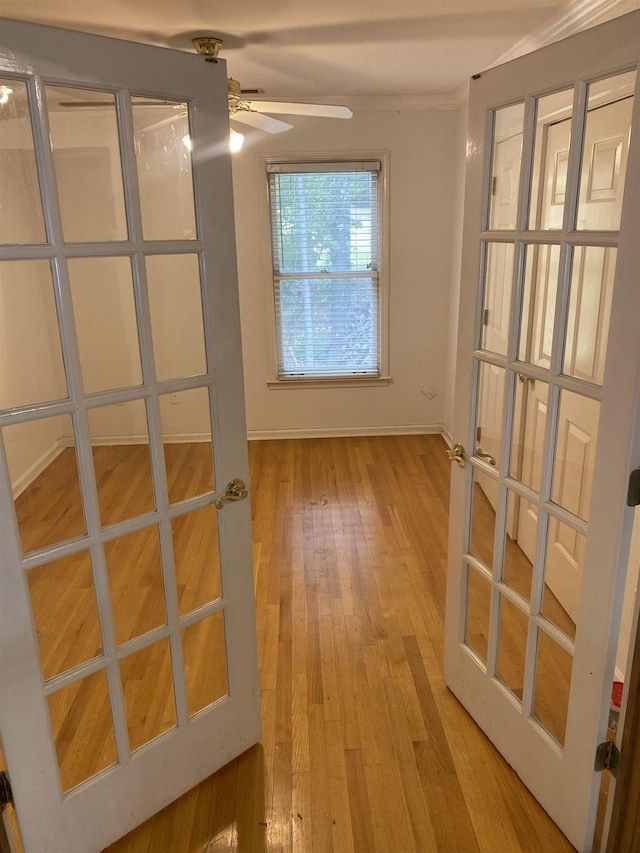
[445,12,640,851]
[0,18,260,853]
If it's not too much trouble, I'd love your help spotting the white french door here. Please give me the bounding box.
[0,18,260,853]
[445,11,640,852]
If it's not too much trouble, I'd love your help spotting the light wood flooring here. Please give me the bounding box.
[106,435,575,852]
[9,435,580,851]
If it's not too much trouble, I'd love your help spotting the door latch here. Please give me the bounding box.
[215,478,248,510]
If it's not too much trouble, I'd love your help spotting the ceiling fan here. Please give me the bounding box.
[192,36,353,135]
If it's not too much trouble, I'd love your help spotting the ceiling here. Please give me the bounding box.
[0,0,636,104]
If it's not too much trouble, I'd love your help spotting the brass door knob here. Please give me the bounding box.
[447,443,466,468]
[476,447,497,465]
[215,478,249,509]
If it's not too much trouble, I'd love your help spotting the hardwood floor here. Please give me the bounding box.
[11,435,578,851]
[106,435,575,852]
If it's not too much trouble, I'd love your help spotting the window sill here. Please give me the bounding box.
[267,376,392,390]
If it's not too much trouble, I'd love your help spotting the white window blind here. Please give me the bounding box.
[267,161,381,379]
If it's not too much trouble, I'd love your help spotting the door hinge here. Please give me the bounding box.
[0,771,13,808]
[595,740,620,777]
[483,308,489,326]
[627,468,640,506]
[491,176,498,195]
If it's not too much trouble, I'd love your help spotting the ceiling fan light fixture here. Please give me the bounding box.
[230,129,244,152]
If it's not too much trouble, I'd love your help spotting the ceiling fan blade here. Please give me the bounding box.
[231,111,294,134]
[249,101,353,119]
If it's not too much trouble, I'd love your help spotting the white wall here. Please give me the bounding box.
[231,108,459,437]
[3,104,461,493]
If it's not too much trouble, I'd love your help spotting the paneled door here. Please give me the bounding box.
[445,12,640,852]
[0,18,260,853]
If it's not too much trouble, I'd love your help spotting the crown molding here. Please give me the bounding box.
[491,0,636,67]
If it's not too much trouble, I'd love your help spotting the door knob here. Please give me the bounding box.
[215,478,249,509]
[476,447,497,465]
[447,443,466,468]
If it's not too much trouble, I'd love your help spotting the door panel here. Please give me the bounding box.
[445,14,640,851]
[0,19,259,853]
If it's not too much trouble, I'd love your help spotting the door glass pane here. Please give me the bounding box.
[88,400,155,526]
[119,638,177,752]
[576,71,636,231]
[464,565,492,665]
[104,525,167,645]
[476,361,505,469]
[529,89,574,230]
[542,518,585,640]
[532,629,573,747]
[159,388,214,504]
[45,86,127,242]
[27,550,102,681]
[481,242,514,355]
[488,103,524,230]
[518,244,560,367]
[469,467,498,569]
[0,78,46,243]
[496,593,529,702]
[0,260,68,410]
[510,377,548,493]
[47,670,118,792]
[563,246,616,386]
[132,98,196,240]
[172,505,222,616]
[69,257,143,394]
[146,255,207,381]
[551,390,600,522]
[3,414,86,553]
[503,490,534,602]
[182,611,229,716]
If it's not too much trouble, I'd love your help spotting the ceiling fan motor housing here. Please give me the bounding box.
[192,37,223,62]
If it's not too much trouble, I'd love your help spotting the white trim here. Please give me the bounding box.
[246,423,445,441]
[441,426,454,449]
[267,375,391,389]
[89,433,211,446]
[11,438,66,499]
[490,0,633,67]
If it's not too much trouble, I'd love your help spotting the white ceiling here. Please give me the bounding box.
[0,0,637,104]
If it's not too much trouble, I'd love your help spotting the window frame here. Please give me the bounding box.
[264,151,390,388]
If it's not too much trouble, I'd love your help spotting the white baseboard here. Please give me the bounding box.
[90,433,211,446]
[440,426,454,449]
[246,424,447,441]
[12,438,66,499]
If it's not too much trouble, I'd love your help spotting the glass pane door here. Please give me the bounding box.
[445,14,640,852]
[0,20,259,853]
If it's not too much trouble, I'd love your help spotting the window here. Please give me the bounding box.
[267,158,386,383]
